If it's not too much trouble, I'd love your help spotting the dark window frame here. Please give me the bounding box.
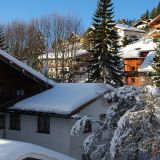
[0,114,5,129]
[0,84,3,94]
[131,66,136,71]
[37,116,50,134]
[10,113,21,130]
[100,114,106,122]
[83,120,92,133]
[131,77,135,83]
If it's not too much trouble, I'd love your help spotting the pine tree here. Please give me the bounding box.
[157,1,160,16]
[152,42,160,87]
[88,0,123,86]
[150,7,157,19]
[141,10,150,20]
[0,27,6,51]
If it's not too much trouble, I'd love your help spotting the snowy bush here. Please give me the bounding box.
[71,85,158,160]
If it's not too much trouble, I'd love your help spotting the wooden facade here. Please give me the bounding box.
[149,16,160,38]
[0,54,53,109]
[124,58,145,85]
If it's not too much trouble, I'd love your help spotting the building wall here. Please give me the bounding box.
[124,59,144,71]
[0,60,47,108]
[124,58,145,86]
[70,97,107,159]
[117,29,144,45]
[5,114,74,156]
[4,97,107,160]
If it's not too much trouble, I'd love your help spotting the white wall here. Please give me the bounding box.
[117,29,144,45]
[70,97,107,159]
[5,114,74,156]
[5,97,108,160]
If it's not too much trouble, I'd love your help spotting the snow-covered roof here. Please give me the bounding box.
[76,49,88,56]
[119,38,157,58]
[133,20,148,27]
[10,83,113,115]
[0,49,55,86]
[138,51,156,72]
[121,50,141,58]
[115,23,145,33]
[39,48,88,59]
[0,139,75,160]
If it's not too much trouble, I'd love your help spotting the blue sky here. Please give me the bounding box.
[0,0,159,28]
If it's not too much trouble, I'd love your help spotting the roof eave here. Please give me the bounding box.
[0,54,54,88]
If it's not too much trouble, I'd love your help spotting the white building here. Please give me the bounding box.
[115,23,145,45]
[1,83,113,160]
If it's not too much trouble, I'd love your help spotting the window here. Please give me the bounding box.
[100,114,106,121]
[0,115,5,129]
[83,120,92,133]
[131,77,135,83]
[38,116,50,134]
[10,113,20,130]
[16,90,24,96]
[0,84,3,94]
[82,154,89,160]
[23,158,42,160]
[131,66,135,71]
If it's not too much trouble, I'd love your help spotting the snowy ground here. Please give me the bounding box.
[0,139,75,160]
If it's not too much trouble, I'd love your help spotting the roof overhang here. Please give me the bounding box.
[0,52,54,88]
[149,16,160,26]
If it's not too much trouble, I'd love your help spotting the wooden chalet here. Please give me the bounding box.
[148,15,160,38]
[0,49,54,109]
[120,38,157,86]
[124,51,148,85]
[133,19,152,29]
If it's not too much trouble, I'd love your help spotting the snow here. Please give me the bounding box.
[0,49,55,86]
[71,116,92,136]
[121,49,141,58]
[138,51,156,72]
[115,23,145,32]
[76,49,88,56]
[119,38,157,58]
[39,48,88,59]
[39,52,63,59]
[11,83,114,115]
[145,85,160,97]
[0,139,75,160]
[110,113,130,159]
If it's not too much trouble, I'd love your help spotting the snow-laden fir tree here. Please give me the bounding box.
[71,86,160,160]
[0,26,7,51]
[87,0,124,86]
[152,41,160,87]
[71,86,145,159]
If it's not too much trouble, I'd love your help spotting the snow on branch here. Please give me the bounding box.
[71,116,92,136]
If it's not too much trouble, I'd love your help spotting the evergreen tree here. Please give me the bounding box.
[122,36,132,47]
[150,7,157,19]
[88,0,123,86]
[141,10,150,20]
[157,1,160,16]
[0,27,7,51]
[152,42,160,87]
